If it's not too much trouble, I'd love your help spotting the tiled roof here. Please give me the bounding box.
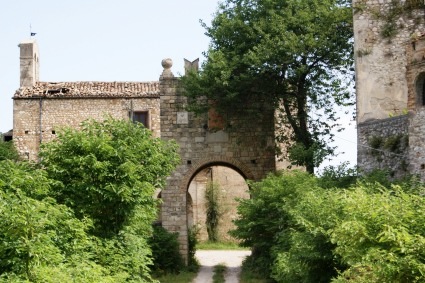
[14,81,160,98]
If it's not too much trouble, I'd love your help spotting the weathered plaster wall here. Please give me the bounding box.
[353,0,425,122]
[13,97,160,160]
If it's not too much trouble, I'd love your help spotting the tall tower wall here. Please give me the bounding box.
[354,0,425,177]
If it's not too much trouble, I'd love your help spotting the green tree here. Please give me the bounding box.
[182,0,353,173]
[39,117,179,237]
[0,160,118,282]
[0,140,19,161]
[39,117,180,280]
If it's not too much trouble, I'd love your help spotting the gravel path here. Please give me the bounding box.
[192,250,251,283]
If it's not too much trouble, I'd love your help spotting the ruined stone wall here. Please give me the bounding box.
[408,108,425,180]
[353,0,425,122]
[188,166,249,243]
[13,97,160,160]
[159,71,277,260]
[357,115,409,178]
[354,1,425,178]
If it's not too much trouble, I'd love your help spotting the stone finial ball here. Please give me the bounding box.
[161,58,173,69]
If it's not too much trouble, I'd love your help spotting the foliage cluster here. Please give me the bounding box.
[0,140,19,161]
[231,170,425,282]
[205,182,222,242]
[148,225,184,275]
[0,118,180,282]
[182,0,354,173]
[188,225,200,270]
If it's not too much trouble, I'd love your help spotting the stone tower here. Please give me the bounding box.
[354,0,425,179]
[19,39,39,87]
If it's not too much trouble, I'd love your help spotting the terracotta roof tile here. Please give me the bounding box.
[14,81,160,98]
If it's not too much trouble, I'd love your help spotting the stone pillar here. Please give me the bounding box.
[19,39,39,87]
[159,58,190,262]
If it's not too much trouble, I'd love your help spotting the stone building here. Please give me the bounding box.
[12,39,284,260]
[354,0,425,180]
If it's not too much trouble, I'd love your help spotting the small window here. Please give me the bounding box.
[416,73,425,106]
[129,111,149,128]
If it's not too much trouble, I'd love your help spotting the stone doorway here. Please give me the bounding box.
[187,166,249,243]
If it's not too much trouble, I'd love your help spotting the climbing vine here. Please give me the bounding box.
[205,181,222,242]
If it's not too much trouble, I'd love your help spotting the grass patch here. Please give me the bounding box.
[213,264,227,283]
[154,270,198,283]
[197,240,249,250]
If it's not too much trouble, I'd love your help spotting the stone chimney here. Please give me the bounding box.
[18,39,39,87]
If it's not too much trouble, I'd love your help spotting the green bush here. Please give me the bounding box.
[37,117,180,280]
[232,170,425,282]
[205,182,221,242]
[149,225,184,275]
[230,171,323,279]
[0,140,19,161]
[0,118,181,282]
[329,184,425,282]
[0,161,118,282]
[39,117,180,237]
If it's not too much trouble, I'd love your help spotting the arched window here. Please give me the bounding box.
[415,73,425,106]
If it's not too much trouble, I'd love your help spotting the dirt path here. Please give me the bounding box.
[192,250,251,283]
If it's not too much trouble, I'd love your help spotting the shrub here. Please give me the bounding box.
[205,182,222,242]
[149,225,184,275]
[232,169,425,282]
[230,171,321,278]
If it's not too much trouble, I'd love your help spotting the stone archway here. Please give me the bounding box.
[158,63,278,261]
[186,163,250,243]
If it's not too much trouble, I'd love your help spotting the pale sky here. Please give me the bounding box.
[0,0,357,169]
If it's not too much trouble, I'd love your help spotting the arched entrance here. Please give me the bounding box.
[187,164,250,243]
[159,64,278,261]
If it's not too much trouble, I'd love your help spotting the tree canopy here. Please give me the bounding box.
[182,0,354,173]
[0,117,181,282]
[39,117,180,237]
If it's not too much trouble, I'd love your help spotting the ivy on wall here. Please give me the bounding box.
[367,134,408,164]
[354,0,425,40]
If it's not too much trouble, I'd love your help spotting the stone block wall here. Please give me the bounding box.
[357,115,409,178]
[159,74,277,260]
[13,97,160,160]
[353,0,425,122]
[187,166,249,243]
[408,108,425,180]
